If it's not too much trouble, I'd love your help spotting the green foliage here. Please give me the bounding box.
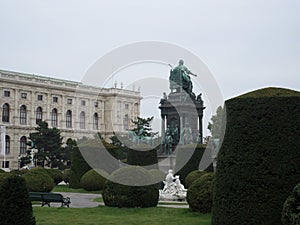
[46,168,63,185]
[23,169,54,192]
[28,121,65,168]
[69,139,91,188]
[185,170,208,189]
[127,144,158,168]
[282,183,300,225]
[0,169,5,173]
[102,166,159,208]
[175,144,210,186]
[212,87,300,225]
[0,174,36,225]
[131,116,155,137]
[63,169,72,183]
[187,173,215,213]
[80,169,108,191]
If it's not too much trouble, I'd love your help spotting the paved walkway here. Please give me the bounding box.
[40,192,188,209]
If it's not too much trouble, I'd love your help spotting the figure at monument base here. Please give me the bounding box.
[159,169,187,200]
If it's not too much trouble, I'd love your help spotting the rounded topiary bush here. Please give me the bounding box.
[23,170,54,192]
[46,169,63,185]
[282,183,300,225]
[187,173,215,213]
[185,170,208,189]
[212,87,300,225]
[102,166,159,208]
[0,174,36,225]
[63,169,72,184]
[80,169,108,191]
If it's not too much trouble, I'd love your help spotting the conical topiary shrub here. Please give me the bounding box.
[212,87,300,225]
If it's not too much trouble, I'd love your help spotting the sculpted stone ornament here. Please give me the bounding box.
[180,123,193,145]
[159,169,187,200]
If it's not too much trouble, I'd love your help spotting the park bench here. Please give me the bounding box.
[29,192,71,207]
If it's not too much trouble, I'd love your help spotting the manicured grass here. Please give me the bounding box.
[33,206,211,225]
[53,185,100,194]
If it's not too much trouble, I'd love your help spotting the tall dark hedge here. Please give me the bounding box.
[212,87,300,225]
[282,183,300,225]
[175,144,211,186]
[69,143,91,188]
[127,144,158,169]
[0,174,36,225]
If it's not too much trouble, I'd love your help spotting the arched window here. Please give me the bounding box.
[20,105,27,125]
[80,111,85,129]
[20,136,27,154]
[66,110,72,128]
[51,108,58,127]
[123,114,129,130]
[36,107,43,124]
[93,113,99,130]
[2,103,9,122]
[5,135,10,154]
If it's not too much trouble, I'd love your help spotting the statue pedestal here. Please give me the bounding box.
[157,154,176,173]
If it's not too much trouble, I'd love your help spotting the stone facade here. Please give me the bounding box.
[0,69,141,170]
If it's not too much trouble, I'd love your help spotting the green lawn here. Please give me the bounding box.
[33,206,211,225]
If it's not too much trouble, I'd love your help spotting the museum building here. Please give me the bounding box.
[0,69,141,170]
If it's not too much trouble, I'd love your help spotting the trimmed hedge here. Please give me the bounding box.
[0,174,36,225]
[212,87,300,225]
[80,169,108,191]
[185,170,208,189]
[127,144,158,168]
[69,143,91,188]
[23,169,54,192]
[46,169,63,185]
[175,144,211,186]
[63,169,72,184]
[282,183,300,225]
[187,173,215,213]
[102,166,159,208]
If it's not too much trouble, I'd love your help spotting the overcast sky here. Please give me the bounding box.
[1,0,299,134]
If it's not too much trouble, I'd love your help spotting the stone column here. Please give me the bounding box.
[161,114,165,138]
[198,115,203,144]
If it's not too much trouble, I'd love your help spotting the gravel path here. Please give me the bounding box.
[37,192,189,209]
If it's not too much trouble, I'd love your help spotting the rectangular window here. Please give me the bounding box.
[125,104,129,110]
[37,95,43,101]
[67,98,73,104]
[21,93,27,99]
[53,97,58,103]
[4,91,10,97]
[94,102,99,107]
[81,100,86,106]
[2,161,9,169]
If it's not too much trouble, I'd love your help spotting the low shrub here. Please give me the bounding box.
[46,169,63,185]
[80,169,108,191]
[63,169,72,184]
[0,174,36,225]
[23,170,54,192]
[282,183,300,225]
[102,166,159,208]
[187,173,215,213]
[26,167,63,185]
[185,170,208,189]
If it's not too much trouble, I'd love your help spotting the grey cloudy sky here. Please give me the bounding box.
[1,0,299,134]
